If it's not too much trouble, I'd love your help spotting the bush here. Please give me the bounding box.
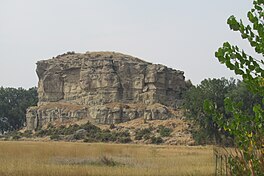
[12,135,21,140]
[83,138,96,143]
[151,136,163,144]
[143,133,151,140]
[47,123,54,129]
[50,134,61,141]
[22,130,33,138]
[63,124,79,135]
[117,130,130,138]
[33,121,132,144]
[117,136,132,143]
[80,122,100,133]
[135,128,151,140]
[5,131,22,140]
[99,130,117,142]
[73,133,83,140]
[35,129,47,137]
[158,125,172,137]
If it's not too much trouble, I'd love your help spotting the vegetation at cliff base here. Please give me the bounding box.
[209,0,263,174]
[0,87,37,133]
[183,78,262,145]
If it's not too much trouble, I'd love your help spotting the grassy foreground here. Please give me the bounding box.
[0,141,214,176]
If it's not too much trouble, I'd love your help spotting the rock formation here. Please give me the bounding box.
[26,51,188,130]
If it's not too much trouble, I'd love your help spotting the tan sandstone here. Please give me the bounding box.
[26,51,188,130]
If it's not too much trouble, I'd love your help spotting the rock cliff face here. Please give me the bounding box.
[26,52,187,130]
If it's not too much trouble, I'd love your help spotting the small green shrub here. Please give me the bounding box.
[73,133,83,140]
[99,130,117,142]
[4,131,22,140]
[143,133,151,140]
[83,138,96,143]
[12,135,21,140]
[158,125,172,137]
[33,121,132,144]
[117,136,132,143]
[47,123,54,129]
[22,130,33,138]
[80,122,100,133]
[35,129,47,137]
[135,128,151,140]
[151,136,163,144]
[50,134,61,141]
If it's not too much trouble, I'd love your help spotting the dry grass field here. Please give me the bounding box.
[0,141,214,176]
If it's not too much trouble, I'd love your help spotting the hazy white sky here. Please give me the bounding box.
[0,0,254,88]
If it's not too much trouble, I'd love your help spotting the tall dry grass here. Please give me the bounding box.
[0,141,214,176]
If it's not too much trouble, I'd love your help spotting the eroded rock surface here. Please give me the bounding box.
[26,51,188,130]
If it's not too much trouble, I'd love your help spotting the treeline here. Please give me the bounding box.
[183,78,263,145]
[0,87,38,133]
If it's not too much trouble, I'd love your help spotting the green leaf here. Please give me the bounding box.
[217,48,224,57]
[255,4,263,11]
[247,11,256,23]
[234,69,244,75]
[248,64,255,71]
[235,53,242,60]
[223,42,231,48]
[226,60,235,70]
[203,99,215,114]
[227,16,240,31]
[255,45,261,53]
[242,51,247,58]
[241,33,248,39]
[258,123,262,128]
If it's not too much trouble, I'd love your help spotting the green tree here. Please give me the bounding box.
[209,0,264,174]
[0,87,38,133]
[184,78,236,145]
[227,81,263,115]
[0,117,9,134]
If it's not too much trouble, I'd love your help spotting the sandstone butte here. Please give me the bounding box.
[26,51,189,131]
